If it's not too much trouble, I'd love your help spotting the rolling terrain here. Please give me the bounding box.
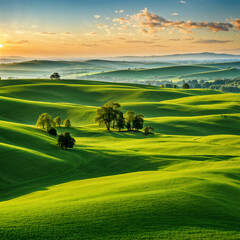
[87,64,240,82]
[0,79,240,239]
[0,60,175,79]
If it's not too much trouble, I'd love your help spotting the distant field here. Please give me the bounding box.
[1,59,240,82]
[181,68,240,79]
[0,79,240,239]
[0,60,175,79]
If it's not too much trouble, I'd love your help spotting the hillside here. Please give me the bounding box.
[0,79,240,239]
[0,60,175,79]
[203,61,240,69]
[89,65,220,81]
[181,68,240,79]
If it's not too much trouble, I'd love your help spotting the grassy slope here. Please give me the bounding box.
[0,79,240,239]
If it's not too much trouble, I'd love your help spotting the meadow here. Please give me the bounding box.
[0,78,240,239]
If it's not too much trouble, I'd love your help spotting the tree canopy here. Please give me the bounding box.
[54,116,62,127]
[144,126,155,135]
[124,111,136,131]
[132,114,144,131]
[50,72,61,80]
[57,132,75,150]
[182,83,190,89]
[64,119,71,128]
[95,105,115,131]
[36,113,55,130]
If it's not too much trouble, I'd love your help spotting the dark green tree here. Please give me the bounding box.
[104,101,121,128]
[48,127,57,136]
[115,112,125,131]
[144,126,155,135]
[50,72,61,80]
[182,83,190,89]
[54,116,62,127]
[36,113,55,130]
[57,132,75,149]
[132,114,144,131]
[95,105,115,131]
[64,118,71,128]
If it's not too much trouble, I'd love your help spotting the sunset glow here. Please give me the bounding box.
[0,0,239,57]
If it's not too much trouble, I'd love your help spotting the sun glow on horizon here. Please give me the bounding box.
[0,44,3,48]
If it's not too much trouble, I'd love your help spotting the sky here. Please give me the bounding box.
[0,0,239,57]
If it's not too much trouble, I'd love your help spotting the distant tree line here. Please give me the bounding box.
[95,101,154,135]
[180,77,240,93]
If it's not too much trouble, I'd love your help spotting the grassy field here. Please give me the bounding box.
[0,79,240,239]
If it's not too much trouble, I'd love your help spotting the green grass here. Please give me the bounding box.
[0,79,240,239]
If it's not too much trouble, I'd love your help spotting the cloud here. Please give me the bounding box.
[125,40,154,44]
[97,24,108,29]
[193,39,233,44]
[5,40,29,45]
[180,1,186,3]
[171,13,179,16]
[231,19,240,30]
[113,8,234,34]
[168,38,181,41]
[80,43,97,47]
[85,32,97,36]
[94,15,101,19]
[115,10,124,13]
[63,32,72,35]
[40,32,56,35]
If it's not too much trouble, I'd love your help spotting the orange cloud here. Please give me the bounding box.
[231,19,240,30]
[114,8,235,34]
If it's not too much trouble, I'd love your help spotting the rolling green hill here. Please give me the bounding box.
[202,61,240,69]
[181,68,240,79]
[0,60,176,79]
[0,79,240,239]
[87,65,219,81]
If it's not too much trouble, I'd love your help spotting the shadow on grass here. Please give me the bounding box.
[0,145,235,202]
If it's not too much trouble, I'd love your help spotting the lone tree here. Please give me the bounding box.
[95,105,115,131]
[57,132,75,150]
[132,114,144,131]
[64,118,71,128]
[144,126,155,135]
[50,72,61,80]
[115,111,125,131]
[54,116,62,127]
[36,113,55,130]
[182,83,190,89]
[124,111,136,131]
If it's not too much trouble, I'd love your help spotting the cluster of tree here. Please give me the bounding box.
[36,113,71,130]
[57,132,75,150]
[95,101,154,134]
[36,113,75,149]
